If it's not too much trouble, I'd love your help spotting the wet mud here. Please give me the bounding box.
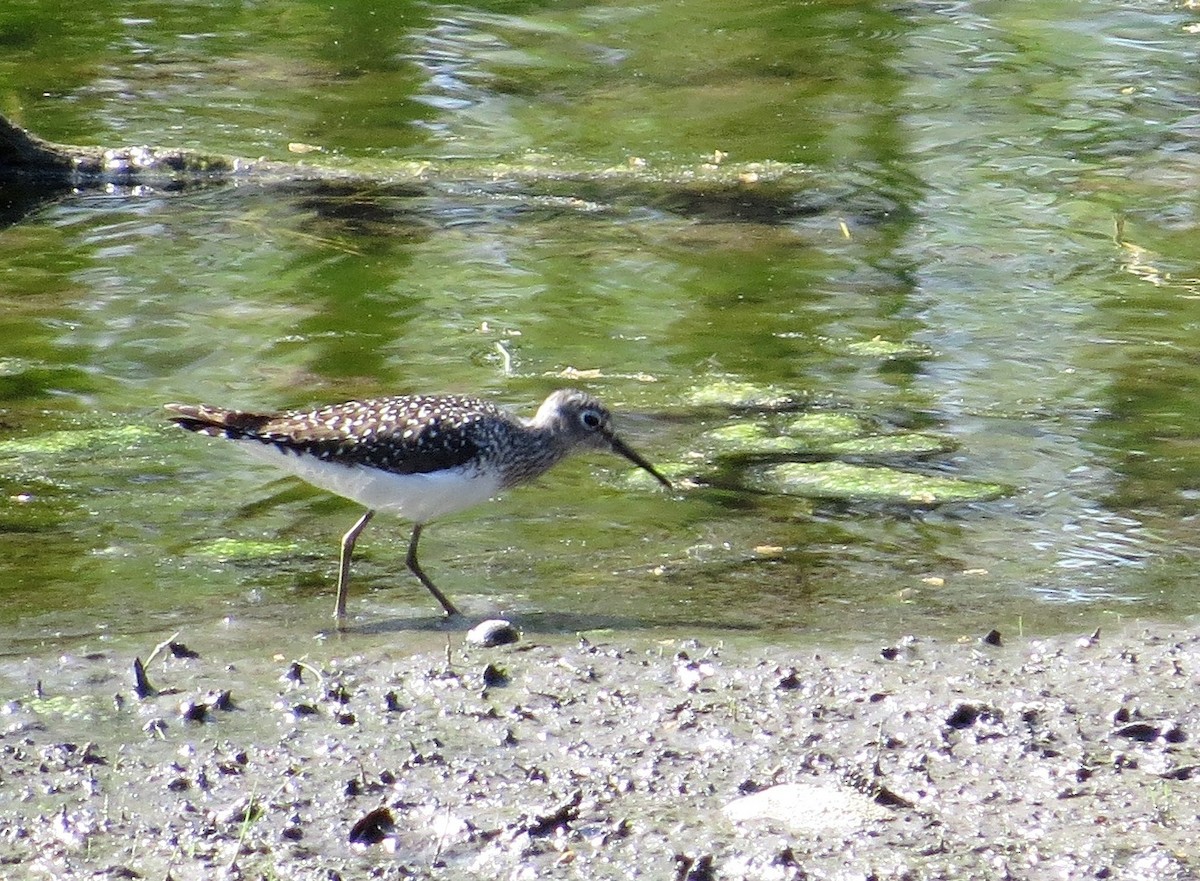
[3,623,1199,879]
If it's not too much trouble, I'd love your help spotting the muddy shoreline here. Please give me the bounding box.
[3,621,1199,880]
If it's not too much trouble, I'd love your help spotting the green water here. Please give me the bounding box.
[2,0,1199,651]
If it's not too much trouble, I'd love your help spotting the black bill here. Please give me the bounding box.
[610,434,673,489]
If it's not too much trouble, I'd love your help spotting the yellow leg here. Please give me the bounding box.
[335,509,375,625]
[405,523,461,617]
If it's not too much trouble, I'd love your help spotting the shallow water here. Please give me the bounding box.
[3,0,1200,652]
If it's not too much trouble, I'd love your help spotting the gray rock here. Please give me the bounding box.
[723,782,890,834]
[466,619,520,647]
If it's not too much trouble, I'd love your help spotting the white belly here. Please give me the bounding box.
[236,440,503,523]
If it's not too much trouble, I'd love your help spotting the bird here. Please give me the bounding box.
[165,389,672,625]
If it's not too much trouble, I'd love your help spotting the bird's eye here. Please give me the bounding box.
[580,409,602,429]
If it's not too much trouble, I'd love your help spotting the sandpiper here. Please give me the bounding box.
[166,389,672,624]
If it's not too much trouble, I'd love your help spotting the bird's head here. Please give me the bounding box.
[533,389,672,489]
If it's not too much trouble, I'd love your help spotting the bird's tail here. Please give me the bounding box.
[165,403,273,440]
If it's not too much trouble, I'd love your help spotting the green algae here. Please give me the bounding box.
[684,380,802,410]
[783,412,866,439]
[0,424,156,458]
[839,338,936,361]
[190,537,302,561]
[700,422,814,455]
[754,462,1011,505]
[620,461,705,491]
[698,413,953,460]
[824,433,957,458]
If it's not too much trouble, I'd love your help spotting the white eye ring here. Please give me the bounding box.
[580,409,602,429]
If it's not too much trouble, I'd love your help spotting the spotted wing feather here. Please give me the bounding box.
[167,395,502,475]
[166,404,273,438]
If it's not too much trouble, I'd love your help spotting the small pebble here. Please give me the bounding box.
[168,641,200,659]
[946,703,983,729]
[208,689,234,711]
[348,806,395,845]
[673,652,715,691]
[466,619,520,647]
[775,668,802,690]
[179,700,208,723]
[482,663,509,688]
[142,718,168,737]
[217,795,262,825]
[132,658,155,699]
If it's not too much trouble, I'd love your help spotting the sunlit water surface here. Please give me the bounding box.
[2,0,1200,655]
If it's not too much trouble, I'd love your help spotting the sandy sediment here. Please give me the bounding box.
[2,623,1199,879]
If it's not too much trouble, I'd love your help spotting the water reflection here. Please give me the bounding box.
[1,0,1199,645]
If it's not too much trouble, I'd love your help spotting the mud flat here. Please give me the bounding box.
[2,621,1199,880]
